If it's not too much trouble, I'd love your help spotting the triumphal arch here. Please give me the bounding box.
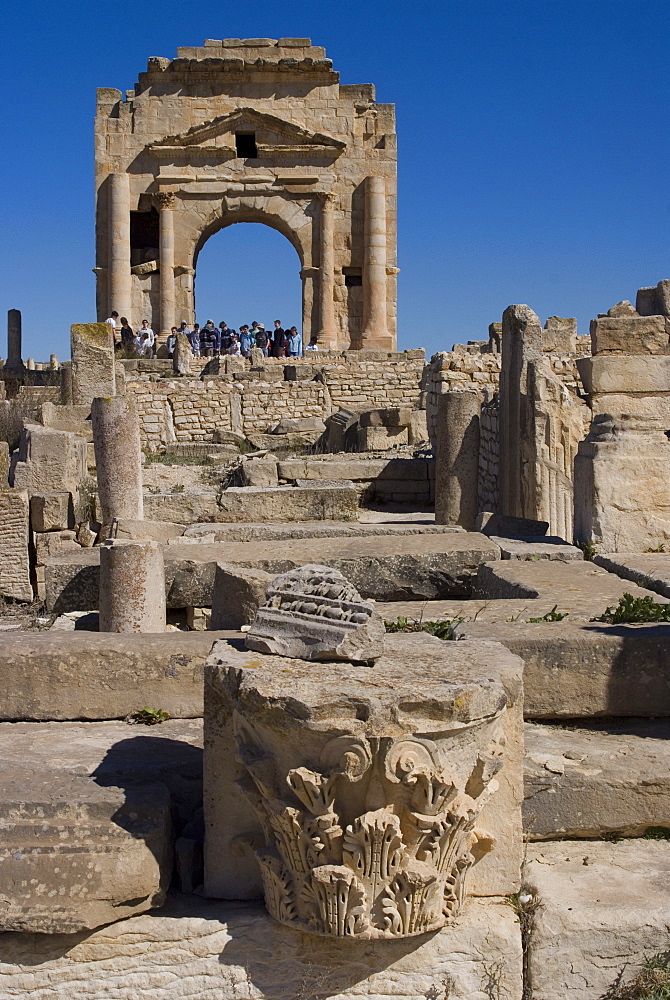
[94,38,397,350]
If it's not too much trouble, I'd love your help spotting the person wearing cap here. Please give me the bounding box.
[255,323,269,356]
[201,319,218,357]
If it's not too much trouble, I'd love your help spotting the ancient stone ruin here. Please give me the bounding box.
[0,35,669,1000]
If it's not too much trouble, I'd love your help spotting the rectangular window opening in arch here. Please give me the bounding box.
[235,133,258,158]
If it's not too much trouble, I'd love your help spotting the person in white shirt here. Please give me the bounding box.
[105,311,119,345]
[305,336,319,352]
[138,319,155,358]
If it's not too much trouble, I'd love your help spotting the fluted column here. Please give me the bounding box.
[157,192,176,338]
[108,172,132,322]
[317,192,337,348]
[362,175,390,347]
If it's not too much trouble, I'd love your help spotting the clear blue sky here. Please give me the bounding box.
[2,0,669,361]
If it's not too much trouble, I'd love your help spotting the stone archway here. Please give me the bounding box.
[94,38,398,351]
[190,197,312,338]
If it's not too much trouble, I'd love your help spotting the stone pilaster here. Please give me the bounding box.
[156,192,176,339]
[317,193,337,347]
[108,173,132,323]
[361,176,392,349]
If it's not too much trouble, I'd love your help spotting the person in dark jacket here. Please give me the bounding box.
[271,319,286,357]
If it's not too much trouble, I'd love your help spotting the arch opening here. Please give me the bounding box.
[193,222,304,338]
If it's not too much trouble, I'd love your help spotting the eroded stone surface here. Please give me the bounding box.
[210,563,273,630]
[0,720,202,933]
[246,564,385,662]
[0,895,521,1000]
[526,840,670,1000]
[524,719,670,837]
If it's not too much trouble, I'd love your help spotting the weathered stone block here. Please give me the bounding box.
[454,621,670,718]
[356,425,408,450]
[0,896,522,999]
[0,631,226,721]
[577,354,670,394]
[524,719,670,838]
[216,484,359,523]
[70,323,116,404]
[11,424,87,497]
[589,314,670,354]
[241,457,278,487]
[526,841,670,1000]
[210,562,272,629]
[0,489,32,601]
[30,492,73,532]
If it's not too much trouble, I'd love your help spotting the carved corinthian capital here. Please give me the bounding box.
[206,632,523,940]
[155,191,176,210]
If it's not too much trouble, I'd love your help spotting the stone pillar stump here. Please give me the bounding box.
[99,540,166,632]
[91,394,143,531]
[435,390,481,529]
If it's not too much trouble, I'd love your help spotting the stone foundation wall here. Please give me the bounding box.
[126,356,425,451]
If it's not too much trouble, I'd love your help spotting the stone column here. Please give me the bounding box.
[71,324,116,405]
[91,395,143,531]
[99,540,166,632]
[435,390,481,529]
[7,310,23,372]
[361,175,391,348]
[157,192,176,338]
[317,193,337,347]
[108,172,132,322]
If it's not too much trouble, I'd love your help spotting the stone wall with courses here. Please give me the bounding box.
[424,350,586,448]
[126,358,424,450]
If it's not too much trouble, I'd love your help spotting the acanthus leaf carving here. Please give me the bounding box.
[232,722,505,938]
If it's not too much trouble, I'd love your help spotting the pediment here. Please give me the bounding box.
[149,107,345,158]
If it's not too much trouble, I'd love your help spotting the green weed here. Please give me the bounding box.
[384,616,464,640]
[527,605,568,623]
[599,594,670,624]
[127,707,170,725]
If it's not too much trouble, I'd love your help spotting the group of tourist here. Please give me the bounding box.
[105,312,319,359]
[166,320,316,359]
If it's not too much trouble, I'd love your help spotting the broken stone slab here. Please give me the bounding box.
[0,773,171,932]
[204,633,524,907]
[182,521,461,541]
[0,631,231,721]
[488,536,583,561]
[173,331,193,374]
[0,896,522,1000]
[113,517,185,543]
[525,840,670,1000]
[246,564,385,662]
[269,416,326,434]
[524,719,670,838]
[577,353,670,394]
[210,562,273,629]
[46,533,502,612]
[453,621,670,717]
[30,492,73,532]
[473,559,666,619]
[593,551,670,598]
[475,511,549,537]
[215,484,359,523]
